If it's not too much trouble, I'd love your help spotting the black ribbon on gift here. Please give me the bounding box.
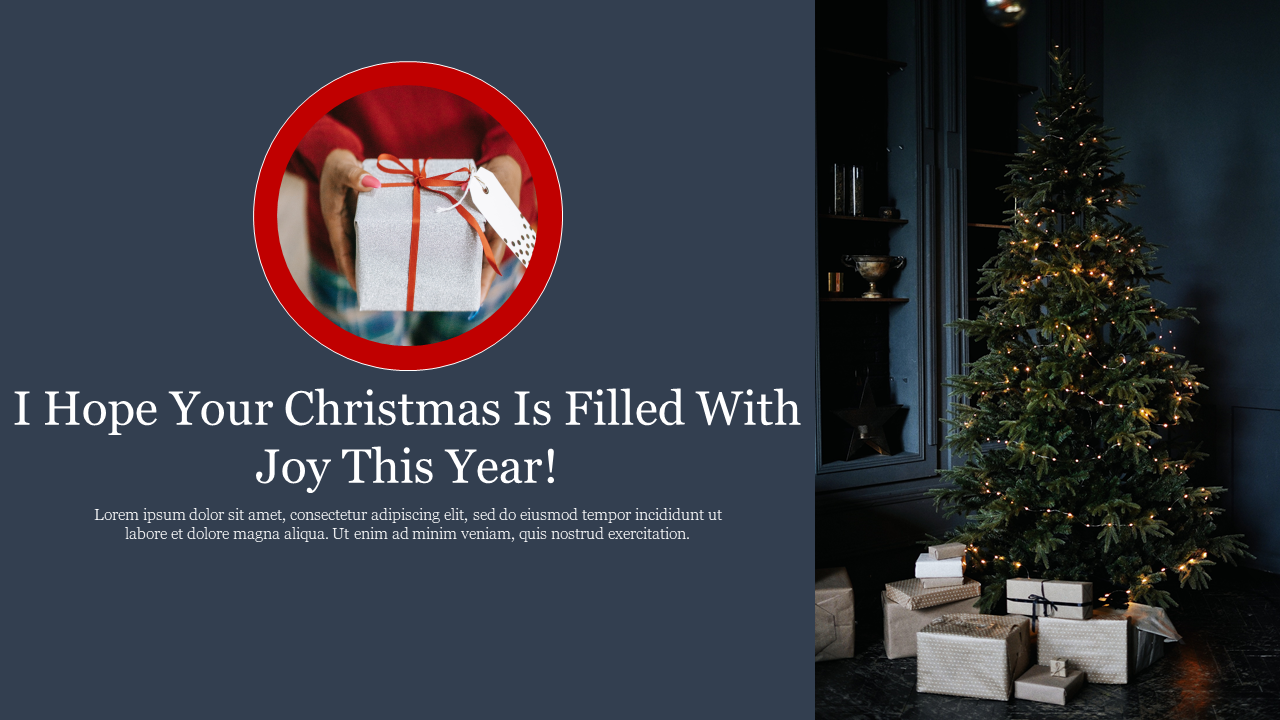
[1007,581,1093,631]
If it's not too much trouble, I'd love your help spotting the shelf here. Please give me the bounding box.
[815,1,926,486]
[819,214,908,225]
[968,223,1010,229]
[820,297,910,304]
[970,75,1038,95]
[970,148,1017,158]
[819,48,908,71]
[818,449,911,471]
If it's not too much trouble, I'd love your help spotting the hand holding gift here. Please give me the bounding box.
[320,148,524,300]
[287,86,538,344]
[319,148,380,289]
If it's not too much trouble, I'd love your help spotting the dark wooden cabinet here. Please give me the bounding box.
[816,0,1050,564]
[815,0,938,496]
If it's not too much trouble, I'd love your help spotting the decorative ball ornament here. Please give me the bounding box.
[984,0,1027,27]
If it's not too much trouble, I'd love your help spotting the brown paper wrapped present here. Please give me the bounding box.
[928,542,966,560]
[921,577,965,588]
[1036,611,1127,683]
[1006,578,1093,622]
[815,567,854,662]
[881,592,981,659]
[1014,663,1086,705]
[1036,604,1176,684]
[916,614,1033,701]
[885,577,981,610]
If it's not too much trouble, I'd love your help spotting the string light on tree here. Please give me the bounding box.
[929,51,1251,611]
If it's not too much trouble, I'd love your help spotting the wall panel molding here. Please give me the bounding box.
[1231,406,1280,573]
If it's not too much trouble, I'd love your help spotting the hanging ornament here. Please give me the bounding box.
[984,0,1028,28]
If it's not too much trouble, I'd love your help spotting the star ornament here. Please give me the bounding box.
[836,391,903,460]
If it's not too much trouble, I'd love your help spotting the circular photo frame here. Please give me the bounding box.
[253,62,561,370]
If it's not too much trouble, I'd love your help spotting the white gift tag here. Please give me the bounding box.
[469,166,535,267]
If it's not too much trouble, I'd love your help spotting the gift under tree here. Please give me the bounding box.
[931,51,1250,610]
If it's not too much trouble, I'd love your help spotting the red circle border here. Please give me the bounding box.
[252,63,561,370]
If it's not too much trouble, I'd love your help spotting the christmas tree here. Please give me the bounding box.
[932,52,1250,610]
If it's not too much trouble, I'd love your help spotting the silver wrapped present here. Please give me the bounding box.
[916,613,1032,700]
[354,158,489,312]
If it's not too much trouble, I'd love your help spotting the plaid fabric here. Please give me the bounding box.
[309,260,410,345]
[308,255,524,346]
[412,254,524,345]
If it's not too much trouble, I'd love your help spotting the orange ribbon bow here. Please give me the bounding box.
[374,154,501,312]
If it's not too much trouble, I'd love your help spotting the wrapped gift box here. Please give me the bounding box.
[1035,611,1128,683]
[1116,603,1176,673]
[354,158,488,312]
[921,577,965,588]
[928,542,966,560]
[915,553,964,578]
[881,592,981,659]
[885,577,981,610]
[1006,578,1093,621]
[1014,664,1086,705]
[1126,602,1180,669]
[916,614,1032,701]
[815,568,854,662]
[1036,603,1177,684]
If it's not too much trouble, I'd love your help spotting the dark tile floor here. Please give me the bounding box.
[816,566,1280,719]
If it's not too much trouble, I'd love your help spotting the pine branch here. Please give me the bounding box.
[933,49,1250,605]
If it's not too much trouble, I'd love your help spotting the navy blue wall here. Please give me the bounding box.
[1105,1,1280,573]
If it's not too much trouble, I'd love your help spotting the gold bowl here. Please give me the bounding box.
[840,255,906,298]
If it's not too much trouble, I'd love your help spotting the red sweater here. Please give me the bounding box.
[287,86,535,271]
